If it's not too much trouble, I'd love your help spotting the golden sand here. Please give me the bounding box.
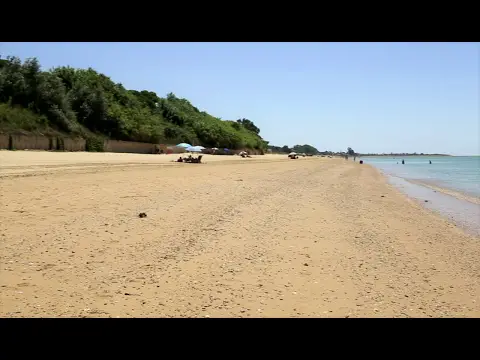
[1,151,479,317]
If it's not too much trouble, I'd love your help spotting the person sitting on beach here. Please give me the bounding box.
[177,156,183,162]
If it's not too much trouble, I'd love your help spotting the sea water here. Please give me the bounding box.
[359,156,480,235]
[360,156,480,197]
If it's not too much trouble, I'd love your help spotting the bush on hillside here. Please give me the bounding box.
[0,55,268,151]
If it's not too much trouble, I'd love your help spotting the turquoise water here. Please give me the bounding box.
[359,156,480,198]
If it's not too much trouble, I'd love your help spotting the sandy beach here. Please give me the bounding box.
[0,151,283,178]
[1,151,479,317]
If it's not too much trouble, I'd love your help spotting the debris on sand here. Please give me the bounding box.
[138,212,147,218]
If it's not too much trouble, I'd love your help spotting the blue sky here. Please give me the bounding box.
[1,42,478,155]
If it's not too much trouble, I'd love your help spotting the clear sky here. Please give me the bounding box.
[1,42,478,155]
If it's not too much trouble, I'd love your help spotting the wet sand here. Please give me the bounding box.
[1,152,479,317]
[388,176,480,236]
[409,179,480,206]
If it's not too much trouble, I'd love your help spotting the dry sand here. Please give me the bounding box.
[0,151,283,178]
[1,151,479,317]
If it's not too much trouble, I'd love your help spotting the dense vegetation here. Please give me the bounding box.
[0,55,268,151]
[268,144,320,155]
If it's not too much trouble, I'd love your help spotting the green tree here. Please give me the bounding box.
[236,118,260,135]
[0,55,270,151]
[293,144,319,155]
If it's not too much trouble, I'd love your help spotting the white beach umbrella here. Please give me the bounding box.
[186,146,203,153]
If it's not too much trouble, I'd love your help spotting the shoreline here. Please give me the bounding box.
[408,179,480,206]
[364,161,480,237]
[386,175,480,236]
[362,161,480,235]
[1,152,479,317]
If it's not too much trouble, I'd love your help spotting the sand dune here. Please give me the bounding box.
[1,152,479,317]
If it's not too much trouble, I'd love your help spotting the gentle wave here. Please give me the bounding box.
[362,156,480,235]
[360,156,480,198]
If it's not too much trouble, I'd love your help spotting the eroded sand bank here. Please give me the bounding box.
[1,152,479,317]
